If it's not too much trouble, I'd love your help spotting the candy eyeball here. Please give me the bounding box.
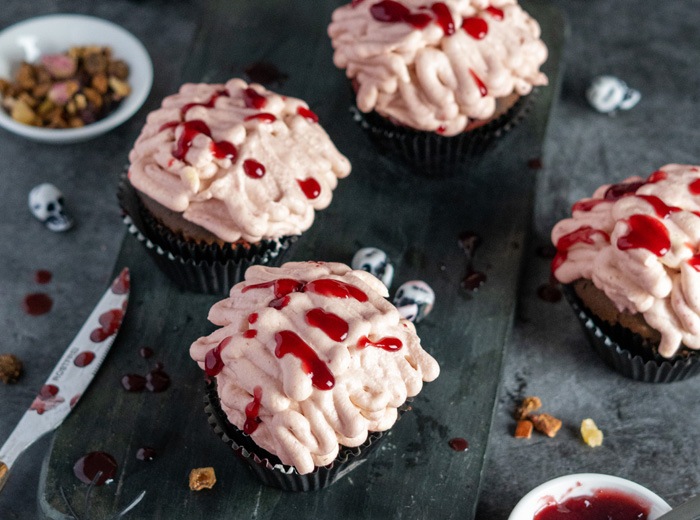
[351,247,394,288]
[393,280,435,323]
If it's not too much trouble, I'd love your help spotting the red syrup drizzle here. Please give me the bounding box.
[571,199,610,213]
[448,438,468,451]
[30,384,64,414]
[140,346,154,359]
[243,87,268,109]
[297,178,321,199]
[243,330,258,338]
[34,270,52,284]
[159,119,238,164]
[275,331,335,390]
[357,335,403,352]
[636,195,680,219]
[210,140,238,161]
[243,159,266,178]
[305,308,349,341]
[369,0,433,28]
[269,296,291,309]
[204,336,232,377]
[73,452,118,486]
[136,447,156,461]
[121,374,146,392]
[689,179,700,195]
[248,313,258,324]
[22,293,53,316]
[469,69,488,97]
[297,106,319,123]
[244,113,276,123]
[462,17,488,39]
[604,180,646,201]
[90,308,124,343]
[647,170,668,183]
[180,90,229,117]
[551,226,610,274]
[243,386,263,434]
[243,278,305,298]
[304,279,368,302]
[689,254,700,272]
[485,6,504,20]
[74,351,95,367]
[533,489,650,520]
[617,214,670,256]
[431,2,455,35]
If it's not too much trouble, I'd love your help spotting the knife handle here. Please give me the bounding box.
[0,462,8,494]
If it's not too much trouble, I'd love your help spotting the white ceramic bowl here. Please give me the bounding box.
[0,14,153,144]
[509,473,671,520]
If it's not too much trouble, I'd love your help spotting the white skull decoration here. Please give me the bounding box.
[586,75,641,114]
[351,247,394,288]
[393,280,435,323]
[28,183,74,232]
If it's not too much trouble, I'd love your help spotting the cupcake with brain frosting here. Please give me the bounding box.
[552,164,700,382]
[190,261,440,489]
[328,0,548,174]
[120,79,351,294]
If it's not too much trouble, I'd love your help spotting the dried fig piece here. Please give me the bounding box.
[530,413,562,438]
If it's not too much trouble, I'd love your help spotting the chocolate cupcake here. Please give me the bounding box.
[328,0,548,176]
[552,164,700,382]
[190,261,440,489]
[121,79,351,294]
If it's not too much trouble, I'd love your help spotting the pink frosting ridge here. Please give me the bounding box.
[128,79,351,243]
[328,0,548,135]
[190,261,440,474]
[551,164,700,358]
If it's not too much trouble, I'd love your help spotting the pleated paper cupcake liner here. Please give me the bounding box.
[204,380,411,491]
[117,176,296,295]
[351,91,535,178]
[562,284,700,383]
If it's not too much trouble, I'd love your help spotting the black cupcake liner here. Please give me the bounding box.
[204,380,410,491]
[562,284,700,383]
[117,175,296,295]
[351,91,535,178]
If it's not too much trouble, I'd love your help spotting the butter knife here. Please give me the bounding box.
[0,268,130,494]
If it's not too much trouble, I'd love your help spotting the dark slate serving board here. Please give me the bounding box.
[39,1,563,518]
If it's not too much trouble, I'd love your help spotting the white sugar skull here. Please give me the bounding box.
[351,247,394,288]
[586,75,641,114]
[28,183,74,232]
[393,280,435,323]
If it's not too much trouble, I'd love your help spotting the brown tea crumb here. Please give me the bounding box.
[513,396,542,420]
[189,467,216,490]
[514,420,533,439]
[530,413,562,438]
[0,354,24,384]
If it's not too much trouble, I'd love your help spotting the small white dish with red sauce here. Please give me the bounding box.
[509,473,671,520]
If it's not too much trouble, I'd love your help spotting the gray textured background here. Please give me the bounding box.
[0,1,698,519]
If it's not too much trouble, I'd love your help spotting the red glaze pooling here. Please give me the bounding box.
[552,226,610,274]
[269,296,291,310]
[636,195,681,219]
[74,351,95,367]
[297,178,321,199]
[40,384,59,399]
[370,0,433,28]
[34,270,52,284]
[248,313,258,324]
[243,87,267,109]
[469,69,488,97]
[111,269,130,294]
[448,438,469,451]
[22,293,53,316]
[90,308,124,343]
[305,308,349,341]
[571,199,610,213]
[73,452,118,486]
[689,179,700,195]
[304,279,368,302]
[533,489,650,520]
[121,374,146,392]
[136,447,156,461]
[243,330,258,338]
[210,140,238,161]
[243,278,305,298]
[617,214,670,256]
[647,170,667,183]
[181,90,229,116]
[245,112,276,123]
[431,3,455,35]
[275,331,335,390]
[30,385,64,414]
[462,17,488,39]
[357,335,403,352]
[485,6,504,20]
[297,106,319,123]
[437,125,446,134]
[243,159,266,178]
[604,180,646,200]
[243,386,263,434]
[205,337,232,377]
[146,368,171,392]
[461,268,487,291]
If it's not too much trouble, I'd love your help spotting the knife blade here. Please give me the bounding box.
[0,267,130,494]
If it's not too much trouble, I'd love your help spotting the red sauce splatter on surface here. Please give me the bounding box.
[210,140,238,161]
[305,308,349,341]
[70,394,81,408]
[617,214,670,256]
[73,452,118,486]
[136,447,156,461]
[243,330,258,338]
[370,0,432,28]
[275,331,335,390]
[22,293,52,316]
[140,347,154,359]
[461,268,487,291]
[431,2,455,35]
[297,178,321,199]
[243,386,263,434]
[243,87,267,109]
[297,106,319,123]
[40,384,59,398]
[552,226,610,274]
[74,351,95,367]
[647,170,667,183]
[469,69,488,97]
[533,489,650,520]
[357,335,403,352]
[90,308,124,343]
[243,159,266,178]
[146,368,171,392]
[205,337,231,377]
[304,279,368,302]
[636,195,681,219]
[448,438,469,451]
[121,374,146,392]
[689,179,700,195]
[34,270,52,284]
[244,113,276,123]
[462,17,488,39]
[537,284,562,303]
[30,385,64,414]
[181,90,229,117]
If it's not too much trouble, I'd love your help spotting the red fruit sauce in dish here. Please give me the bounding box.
[534,489,651,520]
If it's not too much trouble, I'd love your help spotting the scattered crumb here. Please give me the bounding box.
[530,414,562,438]
[581,418,604,447]
[0,354,24,384]
[189,467,216,490]
[514,420,533,439]
[514,396,542,420]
